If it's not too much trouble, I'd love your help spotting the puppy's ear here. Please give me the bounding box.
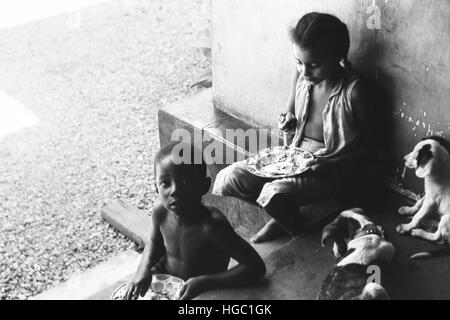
[321,217,341,247]
[415,144,433,178]
[321,222,348,258]
[333,240,348,258]
[321,228,333,247]
[321,215,359,247]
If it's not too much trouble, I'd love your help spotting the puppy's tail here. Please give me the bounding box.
[410,247,450,259]
[359,283,390,300]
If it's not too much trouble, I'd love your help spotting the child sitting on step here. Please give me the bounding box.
[212,12,375,243]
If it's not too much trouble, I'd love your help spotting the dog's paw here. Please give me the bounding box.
[396,224,411,235]
[398,206,414,216]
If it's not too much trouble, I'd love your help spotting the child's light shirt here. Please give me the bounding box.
[291,70,362,158]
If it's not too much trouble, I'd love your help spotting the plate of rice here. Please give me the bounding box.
[246,146,314,178]
[111,274,185,300]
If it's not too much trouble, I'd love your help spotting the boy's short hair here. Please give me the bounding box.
[154,142,207,177]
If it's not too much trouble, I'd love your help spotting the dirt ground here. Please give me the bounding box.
[0,0,210,299]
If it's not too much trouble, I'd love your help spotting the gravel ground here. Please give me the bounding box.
[0,0,210,300]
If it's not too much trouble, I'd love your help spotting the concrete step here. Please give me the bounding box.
[197,228,335,300]
[229,225,290,268]
[31,250,141,300]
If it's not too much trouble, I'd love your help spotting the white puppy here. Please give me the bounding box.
[396,137,450,248]
[318,208,395,300]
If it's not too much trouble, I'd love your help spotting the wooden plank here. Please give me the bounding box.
[101,199,152,248]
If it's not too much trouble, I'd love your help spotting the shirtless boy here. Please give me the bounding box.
[125,143,265,300]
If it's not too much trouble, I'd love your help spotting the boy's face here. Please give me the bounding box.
[292,43,341,86]
[155,154,207,215]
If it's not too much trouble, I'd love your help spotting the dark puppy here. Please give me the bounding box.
[318,208,395,300]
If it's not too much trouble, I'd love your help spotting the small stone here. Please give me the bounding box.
[2,223,13,231]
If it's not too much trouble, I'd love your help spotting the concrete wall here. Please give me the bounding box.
[211,0,450,194]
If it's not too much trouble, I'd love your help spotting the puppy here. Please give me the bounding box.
[396,137,450,255]
[317,208,395,300]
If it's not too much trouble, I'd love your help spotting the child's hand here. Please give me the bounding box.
[178,276,208,300]
[277,112,297,132]
[125,272,153,300]
[308,158,334,176]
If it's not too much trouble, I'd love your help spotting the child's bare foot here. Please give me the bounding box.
[250,219,289,243]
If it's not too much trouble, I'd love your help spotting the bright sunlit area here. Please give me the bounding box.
[0,0,106,29]
[0,0,108,138]
[0,91,38,137]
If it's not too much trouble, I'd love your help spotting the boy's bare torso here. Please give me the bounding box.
[156,205,230,280]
